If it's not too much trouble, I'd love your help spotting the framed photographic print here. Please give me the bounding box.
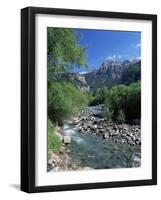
[21,7,157,193]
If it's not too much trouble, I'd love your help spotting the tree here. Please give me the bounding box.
[122,63,141,85]
[48,28,88,73]
[48,81,89,124]
[101,81,141,123]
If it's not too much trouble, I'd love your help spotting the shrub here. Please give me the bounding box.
[48,119,62,153]
[89,86,110,106]
[48,80,89,124]
[103,105,113,121]
[102,81,141,123]
[122,63,141,85]
[116,109,126,124]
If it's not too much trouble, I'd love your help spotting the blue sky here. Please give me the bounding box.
[73,29,141,73]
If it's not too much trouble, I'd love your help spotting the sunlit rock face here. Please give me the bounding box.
[84,58,141,92]
[50,72,90,92]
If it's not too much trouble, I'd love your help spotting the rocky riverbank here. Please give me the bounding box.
[48,105,141,172]
[48,148,78,172]
[48,126,94,172]
[48,149,94,172]
[68,105,141,146]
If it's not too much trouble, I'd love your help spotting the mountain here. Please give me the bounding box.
[49,58,141,93]
[84,58,141,91]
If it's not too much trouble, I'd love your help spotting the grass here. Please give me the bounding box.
[48,119,62,153]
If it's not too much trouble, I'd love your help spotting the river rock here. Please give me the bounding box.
[82,167,94,170]
[51,153,61,163]
[91,116,95,121]
[69,105,141,146]
[52,166,59,172]
[55,130,63,141]
[48,159,54,165]
[103,133,109,139]
[78,127,83,132]
[91,124,97,130]
[63,135,71,144]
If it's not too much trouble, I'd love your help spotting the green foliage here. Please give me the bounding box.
[103,106,113,121]
[48,80,89,124]
[101,81,141,123]
[48,119,62,153]
[96,86,109,103]
[124,81,141,119]
[89,86,109,105]
[48,28,88,73]
[116,109,126,123]
[122,63,141,85]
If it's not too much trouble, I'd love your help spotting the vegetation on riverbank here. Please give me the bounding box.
[48,119,62,153]
[48,80,91,125]
[47,28,90,154]
[90,81,141,123]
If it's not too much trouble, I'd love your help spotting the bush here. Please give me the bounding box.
[122,63,141,85]
[48,80,89,124]
[48,119,62,153]
[116,109,126,124]
[102,81,141,123]
[89,86,110,105]
[124,82,141,119]
[103,106,113,121]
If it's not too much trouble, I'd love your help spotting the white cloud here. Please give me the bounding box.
[79,71,88,74]
[129,56,141,62]
[131,43,141,48]
[136,43,141,47]
[118,55,122,59]
[106,55,122,60]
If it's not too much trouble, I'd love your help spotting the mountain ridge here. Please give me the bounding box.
[50,58,141,92]
[84,58,141,91]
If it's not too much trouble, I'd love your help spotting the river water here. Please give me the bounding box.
[64,124,141,169]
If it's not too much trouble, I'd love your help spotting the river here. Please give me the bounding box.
[63,123,141,169]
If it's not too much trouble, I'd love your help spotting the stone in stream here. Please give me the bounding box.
[103,133,109,139]
[66,149,71,153]
[63,135,71,144]
[91,124,97,130]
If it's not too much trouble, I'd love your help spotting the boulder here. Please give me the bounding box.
[91,124,97,130]
[55,131,63,141]
[91,116,95,121]
[103,133,109,139]
[48,159,54,165]
[51,153,61,163]
[63,135,71,144]
[78,127,83,132]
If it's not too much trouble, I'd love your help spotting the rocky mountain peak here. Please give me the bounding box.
[100,57,140,69]
[84,58,141,91]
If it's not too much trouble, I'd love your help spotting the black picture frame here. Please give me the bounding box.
[21,6,157,193]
